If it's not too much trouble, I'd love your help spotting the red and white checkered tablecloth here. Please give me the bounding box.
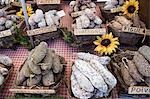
[0,38,118,99]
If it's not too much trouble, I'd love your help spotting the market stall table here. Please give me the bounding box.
[0,38,118,98]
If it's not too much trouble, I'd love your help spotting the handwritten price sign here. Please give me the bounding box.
[36,0,60,4]
[0,30,12,38]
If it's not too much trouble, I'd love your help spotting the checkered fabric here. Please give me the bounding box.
[0,39,118,99]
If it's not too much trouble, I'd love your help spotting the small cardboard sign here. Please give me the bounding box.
[74,28,106,36]
[122,26,145,34]
[71,8,96,18]
[0,30,12,38]
[97,0,110,2]
[128,86,150,94]
[36,0,60,4]
[71,11,83,18]
[57,10,66,18]
[111,6,122,13]
[27,26,57,36]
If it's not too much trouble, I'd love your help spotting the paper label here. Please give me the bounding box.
[36,0,60,4]
[57,10,66,18]
[71,8,96,17]
[0,30,12,38]
[97,0,110,2]
[122,26,145,34]
[74,28,106,36]
[27,26,57,36]
[128,86,150,94]
[71,11,83,18]
[111,6,122,13]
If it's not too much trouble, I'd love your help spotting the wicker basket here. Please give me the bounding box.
[9,55,66,96]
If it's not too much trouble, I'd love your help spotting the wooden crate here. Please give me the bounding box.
[109,27,143,45]
[25,1,63,47]
[0,66,13,89]
[111,50,150,98]
[60,2,107,47]
[64,63,118,99]
[27,26,61,46]
[10,55,66,96]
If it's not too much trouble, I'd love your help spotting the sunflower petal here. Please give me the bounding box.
[96,36,102,41]
[93,40,100,45]
[109,32,113,39]
[112,37,119,42]
[94,45,102,52]
[113,41,120,45]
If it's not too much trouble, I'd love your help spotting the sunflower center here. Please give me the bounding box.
[127,5,136,13]
[101,39,111,47]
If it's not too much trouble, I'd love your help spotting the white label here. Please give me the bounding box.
[74,28,106,36]
[36,0,60,4]
[97,0,110,2]
[27,26,57,36]
[71,11,84,18]
[128,86,150,94]
[111,6,122,13]
[71,8,96,18]
[122,26,145,34]
[57,10,66,18]
[0,30,12,38]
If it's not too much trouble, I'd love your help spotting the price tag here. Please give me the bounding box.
[36,0,60,4]
[57,10,66,18]
[0,30,12,38]
[111,6,122,13]
[71,11,84,18]
[97,0,110,2]
[71,8,96,18]
[74,28,106,36]
[122,26,145,34]
[128,86,150,94]
[27,26,57,36]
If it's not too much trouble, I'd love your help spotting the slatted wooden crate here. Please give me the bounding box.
[60,2,107,47]
[10,55,66,96]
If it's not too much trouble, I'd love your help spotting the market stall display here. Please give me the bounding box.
[61,0,107,48]
[69,53,117,98]
[10,42,66,96]
[111,45,150,97]
[0,0,149,98]
[0,3,27,49]
[106,0,150,46]
[26,7,65,46]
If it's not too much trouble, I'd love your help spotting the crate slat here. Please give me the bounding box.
[9,89,56,94]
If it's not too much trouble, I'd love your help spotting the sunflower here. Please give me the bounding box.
[122,0,139,18]
[16,6,33,18]
[93,33,119,55]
